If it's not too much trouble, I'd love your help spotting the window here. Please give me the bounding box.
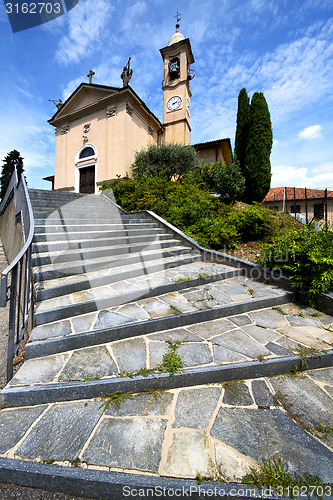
[290,204,301,213]
[169,57,180,80]
[79,147,95,159]
[314,204,324,219]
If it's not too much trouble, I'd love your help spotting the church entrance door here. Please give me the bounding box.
[79,166,95,194]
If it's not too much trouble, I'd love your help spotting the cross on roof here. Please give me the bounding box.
[174,10,181,24]
[87,70,95,84]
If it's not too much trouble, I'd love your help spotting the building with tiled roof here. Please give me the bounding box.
[263,187,333,224]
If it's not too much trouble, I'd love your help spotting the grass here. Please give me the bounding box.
[255,353,267,363]
[221,379,246,397]
[294,344,325,368]
[157,341,184,376]
[98,391,135,412]
[83,374,100,382]
[242,458,324,499]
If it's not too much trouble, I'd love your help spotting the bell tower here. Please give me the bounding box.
[160,20,195,145]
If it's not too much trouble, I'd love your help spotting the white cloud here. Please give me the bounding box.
[55,0,114,65]
[298,125,322,140]
[271,162,333,189]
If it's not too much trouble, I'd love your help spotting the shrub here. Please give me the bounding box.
[132,143,197,181]
[212,161,245,203]
[259,225,333,304]
[231,204,273,242]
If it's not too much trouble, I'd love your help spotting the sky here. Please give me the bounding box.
[0,0,332,190]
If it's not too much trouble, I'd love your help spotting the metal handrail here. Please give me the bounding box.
[0,168,35,382]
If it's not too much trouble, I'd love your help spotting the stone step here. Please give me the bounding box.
[34,217,151,226]
[35,254,207,301]
[1,370,333,485]
[32,232,173,254]
[28,189,85,200]
[32,238,182,266]
[34,222,159,234]
[33,227,167,243]
[33,245,196,283]
[4,302,333,407]
[34,268,243,326]
[29,284,293,357]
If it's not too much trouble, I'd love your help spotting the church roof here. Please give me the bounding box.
[48,83,162,128]
[168,29,185,46]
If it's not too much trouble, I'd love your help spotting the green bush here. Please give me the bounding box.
[259,225,333,304]
[132,143,197,181]
[231,204,273,242]
[212,161,245,204]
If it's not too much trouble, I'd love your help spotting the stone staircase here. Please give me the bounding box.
[0,188,333,497]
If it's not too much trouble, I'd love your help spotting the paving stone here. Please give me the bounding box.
[164,430,211,477]
[172,387,221,428]
[319,331,333,344]
[249,309,288,329]
[243,325,280,344]
[70,289,97,304]
[210,408,333,482]
[58,346,117,382]
[111,337,147,373]
[207,286,231,305]
[265,342,293,356]
[307,367,333,386]
[228,315,252,327]
[318,314,333,326]
[30,320,72,341]
[161,293,197,313]
[16,401,102,461]
[270,376,333,430]
[35,295,73,312]
[252,380,274,407]
[93,310,135,330]
[116,303,150,321]
[178,342,213,367]
[212,329,271,359]
[82,417,167,472]
[71,312,97,333]
[148,328,203,343]
[189,319,235,339]
[0,406,46,454]
[148,341,169,368]
[277,326,330,350]
[143,299,179,319]
[276,336,300,351]
[182,289,212,303]
[105,392,174,417]
[222,382,253,406]
[286,315,322,327]
[213,345,249,364]
[8,353,69,386]
[215,284,248,296]
[214,439,256,481]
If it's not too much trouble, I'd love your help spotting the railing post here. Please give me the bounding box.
[7,265,18,383]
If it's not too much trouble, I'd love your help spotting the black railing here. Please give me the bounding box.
[0,169,34,382]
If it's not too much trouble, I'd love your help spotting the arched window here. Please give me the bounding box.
[79,147,95,159]
[169,57,180,80]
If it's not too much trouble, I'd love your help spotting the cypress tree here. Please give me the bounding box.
[234,88,250,177]
[0,150,25,200]
[243,92,272,203]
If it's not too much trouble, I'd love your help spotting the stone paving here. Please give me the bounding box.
[1,370,333,483]
[1,190,333,494]
[7,304,333,389]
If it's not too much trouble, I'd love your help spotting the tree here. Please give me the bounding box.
[234,88,250,177]
[243,92,272,203]
[0,150,25,200]
[212,161,245,204]
[132,143,197,182]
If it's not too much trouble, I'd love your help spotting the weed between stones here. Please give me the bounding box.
[221,379,246,396]
[294,344,326,368]
[98,388,166,413]
[273,391,315,435]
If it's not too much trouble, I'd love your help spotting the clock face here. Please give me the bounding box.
[167,96,182,111]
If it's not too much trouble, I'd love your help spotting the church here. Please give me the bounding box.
[46,23,232,194]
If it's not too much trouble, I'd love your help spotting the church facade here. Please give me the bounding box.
[47,25,231,194]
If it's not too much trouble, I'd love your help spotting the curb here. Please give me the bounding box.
[3,350,333,408]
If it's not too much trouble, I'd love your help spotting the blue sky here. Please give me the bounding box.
[0,0,332,190]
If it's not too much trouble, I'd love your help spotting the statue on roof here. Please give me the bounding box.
[121,57,133,87]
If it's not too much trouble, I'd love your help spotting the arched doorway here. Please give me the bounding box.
[75,145,97,194]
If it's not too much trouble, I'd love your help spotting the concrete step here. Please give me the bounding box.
[33,245,196,283]
[34,217,151,226]
[5,301,333,408]
[32,238,182,266]
[33,227,167,243]
[32,232,173,254]
[30,278,293,355]
[34,222,159,234]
